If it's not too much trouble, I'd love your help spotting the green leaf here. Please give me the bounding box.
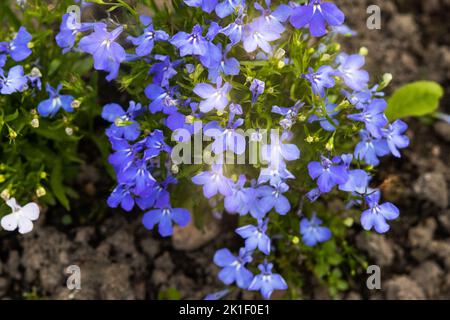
[386,81,444,120]
[50,160,70,210]
[4,109,19,122]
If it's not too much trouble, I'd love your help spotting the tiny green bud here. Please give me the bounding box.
[1,189,10,200]
[65,127,74,136]
[277,60,285,69]
[274,48,286,60]
[30,118,39,128]
[0,175,5,183]
[171,164,179,174]
[9,129,17,140]
[379,73,393,90]
[298,114,307,122]
[40,172,47,179]
[185,115,194,124]
[320,54,331,62]
[305,135,314,143]
[292,236,300,245]
[343,217,354,227]
[359,47,369,56]
[36,186,46,198]
[71,100,81,109]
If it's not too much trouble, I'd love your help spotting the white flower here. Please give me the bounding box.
[1,198,40,234]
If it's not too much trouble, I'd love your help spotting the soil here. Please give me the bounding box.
[1,0,449,300]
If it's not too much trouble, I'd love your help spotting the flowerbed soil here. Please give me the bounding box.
[0,0,449,300]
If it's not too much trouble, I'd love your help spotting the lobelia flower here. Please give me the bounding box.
[306,187,321,202]
[27,67,42,90]
[0,27,32,62]
[236,218,271,255]
[361,190,399,233]
[204,289,230,300]
[254,0,292,34]
[0,54,6,68]
[1,198,39,234]
[354,130,390,166]
[204,116,246,155]
[300,213,332,246]
[192,164,233,198]
[142,194,190,237]
[215,0,246,18]
[118,159,156,196]
[56,13,94,53]
[335,53,369,91]
[37,83,74,117]
[149,55,181,88]
[258,162,295,186]
[184,0,218,13]
[272,101,304,129]
[303,66,336,97]
[207,44,240,82]
[127,16,169,57]
[213,247,253,289]
[339,169,371,195]
[308,101,339,131]
[102,101,142,141]
[78,23,126,81]
[308,155,349,193]
[258,182,291,215]
[261,131,300,167]
[248,261,288,299]
[170,24,208,57]
[249,78,265,103]
[193,77,231,113]
[347,99,388,138]
[381,120,409,157]
[135,176,176,210]
[145,84,178,114]
[107,184,135,212]
[243,18,281,54]
[144,129,171,159]
[289,0,345,37]
[0,65,28,94]
[108,137,144,171]
[221,14,244,45]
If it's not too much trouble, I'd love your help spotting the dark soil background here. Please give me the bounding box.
[0,0,449,300]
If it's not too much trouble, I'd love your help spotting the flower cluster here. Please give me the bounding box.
[52,0,410,299]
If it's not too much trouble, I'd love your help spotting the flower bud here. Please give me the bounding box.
[274,48,286,60]
[0,175,5,183]
[359,47,369,56]
[171,164,179,174]
[1,189,10,200]
[65,127,74,136]
[71,100,81,109]
[305,135,314,143]
[30,118,39,128]
[185,115,194,124]
[36,186,46,198]
[292,236,300,245]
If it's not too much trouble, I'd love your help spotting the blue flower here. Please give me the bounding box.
[56,13,93,53]
[108,137,141,171]
[194,77,231,113]
[0,65,28,95]
[37,83,74,117]
[300,213,332,246]
[220,14,244,44]
[381,120,409,157]
[258,162,294,186]
[303,66,336,97]
[243,18,281,54]
[213,248,253,289]
[102,101,142,141]
[0,27,32,61]
[204,289,230,300]
[339,169,371,195]
[236,218,271,255]
[184,0,218,13]
[118,159,156,196]
[290,0,345,37]
[308,101,339,131]
[347,99,388,138]
[248,261,288,299]
[170,24,208,57]
[215,0,246,18]
[192,164,233,198]
[361,190,399,233]
[261,131,300,167]
[224,176,268,218]
[254,0,292,34]
[107,184,135,212]
[354,130,390,166]
[142,194,190,237]
[272,101,304,129]
[145,84,178,114]
[249,78,265,103]
[308,155,349,193]
[127,16,169,57]
[149,55,181,87]
[258,182,291,215]
[207,44,240,82]
[78,23,126,81]
[335,53,369,91]
[144,129,171,159]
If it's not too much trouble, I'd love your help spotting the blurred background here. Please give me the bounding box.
[0,0,449,300]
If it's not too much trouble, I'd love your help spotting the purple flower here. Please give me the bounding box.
[248,261,288,299]
[184,0,218,13]
[204,289,230,300]
[170,24,208,57]
[204,117,246,155]
[193,77,231,113]
[108,137,141,171]
[308,101,339,131]
[78,23,126,81]
[56,13,93,53]
[254,0,292,34]
[250,78,265,103]
[37,83,74,117]
[127,16,169,57]
[0,27,32,61]
[207,44,240,82]
[149,55,181,87]
[339,169,371,195]
[347,99,388,138]
[243,18,281,54]
[221,15,244,44]
[145,84,178,114]
[258,182,291,215]
[192,164,233,198]
[213,248,253,289]
[142,194,190,237]
[335,53,369,91]
[308,156,349,193]
[258,162,294,186]
[361,190,399,233]
[261,131,301,167]
[303,66,336,97]
[306,188,321,202]
[102,101,142,141]
[215,0,246,18]
[300,213,332,246]
[107,184,135,212]
[0,65,28,95]
[224,176,268,218]
[354,130,390,166]
[236,218,271,255]
[290,0,345,37]
[118,159,156,196]
[144,129,171,159]
[381,120,409,157]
